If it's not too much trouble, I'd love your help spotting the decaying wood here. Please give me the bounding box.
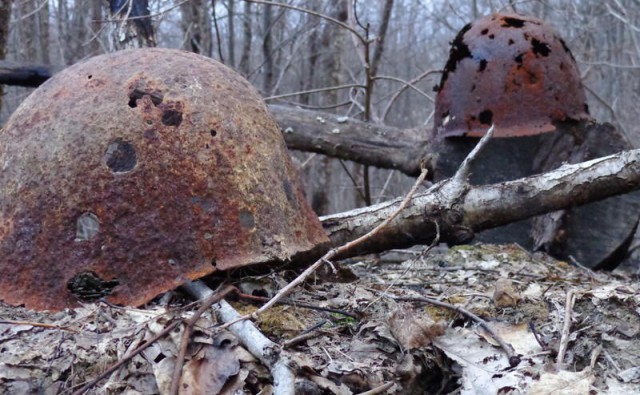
[270,104,431,176]
[183,281,298,395]
[0,60,60,87]
[322,148,640,258]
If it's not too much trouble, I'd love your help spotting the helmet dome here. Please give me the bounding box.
[434,13,591,138]
[0,48,328,311]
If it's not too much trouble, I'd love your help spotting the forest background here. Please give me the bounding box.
[1,0,639,215]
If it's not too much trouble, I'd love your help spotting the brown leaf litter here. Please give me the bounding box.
[1,243,639,394]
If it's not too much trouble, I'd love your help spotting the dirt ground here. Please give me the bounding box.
[1,243,639,394]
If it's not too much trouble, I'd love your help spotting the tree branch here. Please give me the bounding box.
[270,104,432,176]
[321,149,640,258]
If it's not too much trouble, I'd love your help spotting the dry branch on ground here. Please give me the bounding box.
[2,244,639,394]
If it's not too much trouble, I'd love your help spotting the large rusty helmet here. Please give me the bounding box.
[434,13,591,138]
[0,48,328,311]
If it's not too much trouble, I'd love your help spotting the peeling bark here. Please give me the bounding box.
[322,149,640,259]
[271,104,432,176]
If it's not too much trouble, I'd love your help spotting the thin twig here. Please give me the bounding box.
[254,167,429,316]
[381,69,440,121]
[364,222,440,312]
[282,320,327,349]
[395,295,520,367]
[221,167,430,329]
[0,320,79,333]
[282,331,321,349]
[245,0,367,42]
[276,99,354,111]
[357,381,395,395]
[556,289,576,366]
[71,319,181,395]
[211,0,225,62]
[373,75,435,103]
[236,292,359,319]
[264,83,366,101]
[169,285,237,395]
[590,344,603,370]
[93,0,189,23]
[455,125,495,182]
[338,159,367,203]
[375,170,395,204]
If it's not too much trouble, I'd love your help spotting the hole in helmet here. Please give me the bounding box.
[478,59,487,72]
[87,75,93,80]
[162,109,183,127]
[211,257,217,267]
[514,54,524,66]
[67,271,119,301]
[75,212,100,242]
[488,34,495,39]
[508,39,515,45]
[479,110,493,125]
[531,38,551,57]
[105,138,137,173]
[501,17,525,28]
[239,209,255,229]
[210,129,217,137]
[128,89,164,108]
[438,23,472,88]
[481,28,489,35]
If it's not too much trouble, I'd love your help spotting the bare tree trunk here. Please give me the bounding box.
[262,3,274,95]
[181,0,212,55]
[370,0,394,77]
[238,0,252,76]
[227,0,235,67]
[38,0,49,64]
[14,0,49,62]
[109,0,155,49]
[0,0,11,117]
[300,2,320,106]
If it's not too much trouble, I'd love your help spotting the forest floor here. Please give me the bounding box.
[1,243,640,394]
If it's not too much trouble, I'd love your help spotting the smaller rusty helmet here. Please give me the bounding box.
[0,48,328,311]
[434,13,591,138]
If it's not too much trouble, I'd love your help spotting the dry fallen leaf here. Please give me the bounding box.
[180,340,240,395]
[493,277,521,308]
[388,307,445,349]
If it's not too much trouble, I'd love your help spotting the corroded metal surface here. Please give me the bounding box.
[434,13,591,138]
[0,48,328,311]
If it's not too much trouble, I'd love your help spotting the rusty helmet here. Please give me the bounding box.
[433,13,591,138]
[0,48,328,311]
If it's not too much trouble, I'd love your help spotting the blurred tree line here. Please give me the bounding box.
[1,0,638,214]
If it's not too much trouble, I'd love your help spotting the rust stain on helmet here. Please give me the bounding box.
[0,48,329,311]
[434,13,591,138]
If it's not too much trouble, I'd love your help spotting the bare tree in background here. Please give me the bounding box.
[0,0,12,115]
[180,0,212,55]
[238,0,252,76]
[261,2,274,95]
[1,0,638,215]
[109,0,155,48]
[226,0,235,66]
[55,0,104,63]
